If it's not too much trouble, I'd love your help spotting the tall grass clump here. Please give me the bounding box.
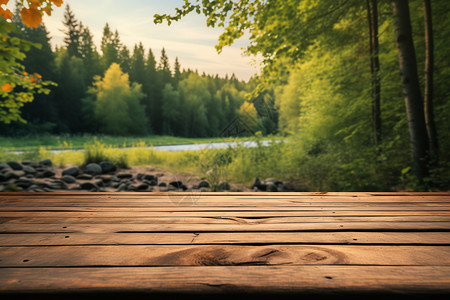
[82,139,129,168]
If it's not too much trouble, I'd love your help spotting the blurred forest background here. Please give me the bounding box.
[1,0,449,191]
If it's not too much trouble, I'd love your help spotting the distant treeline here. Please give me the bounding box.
[1,5,277,137]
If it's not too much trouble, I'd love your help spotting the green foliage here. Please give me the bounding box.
[87,63,148,135]
[0,18,55,124]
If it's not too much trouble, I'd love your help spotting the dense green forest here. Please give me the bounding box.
[1,0,449,191]
[0,4,276,137]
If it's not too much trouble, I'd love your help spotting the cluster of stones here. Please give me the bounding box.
[251,178,296,192]
[0,160,212,193]
[1,159,294,192]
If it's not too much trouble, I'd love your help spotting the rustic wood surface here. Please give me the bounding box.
[0,192,449,297]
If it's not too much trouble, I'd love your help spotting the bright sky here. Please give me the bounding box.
[7,0,261,81]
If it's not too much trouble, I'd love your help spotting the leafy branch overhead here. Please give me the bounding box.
[0,0,62,123]
[1,0,63,27]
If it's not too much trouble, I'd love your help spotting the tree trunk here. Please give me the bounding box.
[367,0,382,147]
[423,0,438,163]
[367,0,381,147]
[392,0,429,184]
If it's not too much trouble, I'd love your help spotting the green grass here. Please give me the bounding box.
[0,134,260,151]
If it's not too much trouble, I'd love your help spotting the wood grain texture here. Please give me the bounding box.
[1,266,450,294]
[0,192,449,296]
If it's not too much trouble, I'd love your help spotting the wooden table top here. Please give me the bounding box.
[0,192,449,298]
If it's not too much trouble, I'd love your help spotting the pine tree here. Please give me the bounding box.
[130,42,146,85]
[118,46,131,74]
[62,4,82,58]
[158,47,171,85]
[80,25,101,85]
[143,48,159,133]
[173,57,181,88]
[100,23,121,71]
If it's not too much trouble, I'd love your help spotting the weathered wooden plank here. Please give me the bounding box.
[3,202,450,211]
[2,201,450,209]
[2,196,450,203]
[1,266,449,294]
[1,245,449,267]
[1,215,449,224]
[1,232,449,246]
[1,222,450,234]
[1,207,449,216]
[1,191,449,196]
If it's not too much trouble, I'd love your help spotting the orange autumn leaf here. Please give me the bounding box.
[0,0,9,6]
[23,72,28,76]
[0,7,13,20]
[30,76,38,83]
[33,73,42,79]
[30,0,41,7]
[51,0,63,7]
[20,6,42,28]
[1,83,13,92]
[43,7,51,16]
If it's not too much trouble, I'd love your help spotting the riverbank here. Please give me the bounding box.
[0,134,268,152]
[0,159,296,193]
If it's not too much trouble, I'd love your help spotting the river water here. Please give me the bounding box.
[9,140,276,154]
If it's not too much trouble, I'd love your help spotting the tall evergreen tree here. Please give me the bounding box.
[158,47,171,85]
[54,48,86,133]
[118,45,131,74]
[173,56,181,88]
[80,25,101,85]
[62,4,82,58]
[100,23,121,71]
[130,42,146,85]
[143,48,159,133]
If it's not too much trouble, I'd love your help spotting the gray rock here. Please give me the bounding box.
[263,178,283,186]
[218,182,231,191]
[198,180,210,188]
[143,174,157,181]
[136,183,149,191]
[99,161,116,173]
[22,166,37,175]
[266,183,278,192]
[80,182,98,191]
[0,162,11,171]
[48,180,68,190]
[7,161,23,170]
[62,167,79,177]
[0,172,11,182]
[251,178,265,191]
[169,181,183,188]
[41,170,55,178]
[117,173,133,179]
[84,163,102,176]
[117,182,128,191]
[146,179,158,186]
[39,159,52,167]
[99,175,112,183]
[10,171,25,179]
[77,174,93,180]
[14,178,34,188]
[61,175,76,184]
